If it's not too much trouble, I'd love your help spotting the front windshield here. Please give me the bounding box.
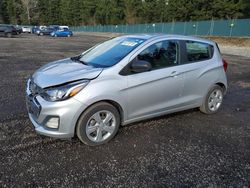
[80,37,145,68]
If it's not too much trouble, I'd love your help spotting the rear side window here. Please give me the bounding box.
[185,41,213,62]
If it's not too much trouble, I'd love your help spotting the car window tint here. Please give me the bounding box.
[137,40,179,70]
[186,41,213,62]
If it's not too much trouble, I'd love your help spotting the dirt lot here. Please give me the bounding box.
[207,36,250,58]
[0,34,250,187]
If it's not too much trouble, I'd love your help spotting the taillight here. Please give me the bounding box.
[222,59,228,72]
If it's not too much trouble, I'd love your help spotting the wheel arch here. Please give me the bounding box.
[74,99,124,136]
[215,82,227,94]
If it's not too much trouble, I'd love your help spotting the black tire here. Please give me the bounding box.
[76,102,120,146]
[6,33,12,38]
[200,85,224,114]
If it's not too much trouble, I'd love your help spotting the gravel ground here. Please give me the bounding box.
[0,33,250,187]
[220,46,250,58]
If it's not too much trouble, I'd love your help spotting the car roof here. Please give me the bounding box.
[120,34,214,45]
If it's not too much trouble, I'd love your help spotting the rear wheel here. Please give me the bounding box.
[200,85,224,114]
[55,34,57,37]
[67,34,70,37]
[76,102,120,146]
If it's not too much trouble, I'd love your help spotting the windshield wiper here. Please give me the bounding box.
[70,55,88,65]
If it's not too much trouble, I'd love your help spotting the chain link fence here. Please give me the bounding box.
[71,18,250,37]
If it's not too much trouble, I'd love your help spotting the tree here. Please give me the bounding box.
[4,0,23,24]
[95,0,124,25]
[211,0,244,19]
[166,0,193,21]
[242,0,250,18]
[140,0,169,23]
[21,0,31,24]
[0,0,248,25]
[124,0,142,24]
[37,0,60,25]
[0,0,9,23]
[60,0,72,25]
[189,0,214,21]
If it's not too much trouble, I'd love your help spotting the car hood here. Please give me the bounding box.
[32,58,103,88]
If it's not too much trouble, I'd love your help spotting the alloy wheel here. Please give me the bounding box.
[85,110,116,143]
[208,89,223,112]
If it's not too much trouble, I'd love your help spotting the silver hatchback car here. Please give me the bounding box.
[26,34,228,146]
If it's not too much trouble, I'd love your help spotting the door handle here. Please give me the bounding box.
[170,71,177,77]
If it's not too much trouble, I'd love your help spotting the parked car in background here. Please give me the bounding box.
[39,26,47,30]
[59,25,69,30]
[26,34,228,146]
[32,26,39,34]
[36,26,47,35]
[50,28,73,37]
[0,24,19,37]
[14,25,22,34]
[22,26,32,33]
[38,27,55,36]
[49,25,60,30]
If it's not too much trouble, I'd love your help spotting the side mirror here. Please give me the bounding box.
[131,60,152,73]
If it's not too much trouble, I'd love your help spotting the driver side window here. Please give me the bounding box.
[137,40,179,70]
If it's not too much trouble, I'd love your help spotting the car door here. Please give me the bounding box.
[178,40,216,106]
[62,29,68,36]
[124,40,185,120]
[56,29,63,36]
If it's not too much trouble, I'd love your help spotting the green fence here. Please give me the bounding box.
[71,18,250,37]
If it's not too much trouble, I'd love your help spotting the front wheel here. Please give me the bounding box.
[200,85,224,114]
[76,102,120,146]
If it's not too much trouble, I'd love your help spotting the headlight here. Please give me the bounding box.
[41,80,89,102]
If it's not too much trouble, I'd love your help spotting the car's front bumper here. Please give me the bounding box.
[26,81,87,138]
